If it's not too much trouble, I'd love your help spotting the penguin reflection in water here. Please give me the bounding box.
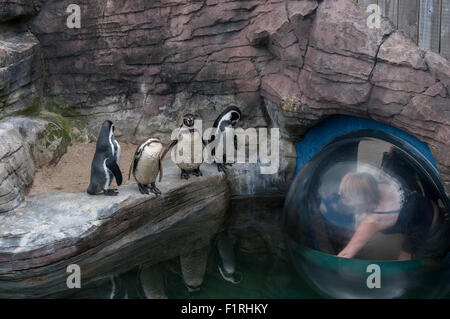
[87,120,123,196]
[129,137,165,195]
[168,113,205,180]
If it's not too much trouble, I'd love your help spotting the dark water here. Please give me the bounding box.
[97,250,321,299]
[64,195,322,299]
[117,195,322,299]
[63,195,449,299]
[165,253,322,299]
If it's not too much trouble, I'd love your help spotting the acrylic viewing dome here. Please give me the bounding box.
[283,130,450,298]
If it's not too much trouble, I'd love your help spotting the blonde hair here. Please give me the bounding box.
[339,172,380,211]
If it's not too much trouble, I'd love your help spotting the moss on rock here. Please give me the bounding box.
[36,115,72,165]
[8,96,89,165]
[15,97,42,117]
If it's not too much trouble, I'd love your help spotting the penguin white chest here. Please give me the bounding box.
[135,143,162,185]
[175,130,202,170]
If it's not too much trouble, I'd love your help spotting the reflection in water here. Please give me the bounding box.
[165,253,321,299]
[59,187,449,299]
[61,196,321,299]
[164,196,321,299]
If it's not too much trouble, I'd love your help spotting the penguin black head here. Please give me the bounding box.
[182,114,195,127]
[97,120,115,151]
[100,120,115,134]
[228,106,241,126]
[102,120,113,129]
[213,105,241,128]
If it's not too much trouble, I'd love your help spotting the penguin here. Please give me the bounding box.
[87,120,122,196]
[129,137,164,195]
[167,113,204,180]
[215,232,242,284]
[209,105,241,172]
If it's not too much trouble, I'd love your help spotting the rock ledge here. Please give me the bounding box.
[0,160,229,298]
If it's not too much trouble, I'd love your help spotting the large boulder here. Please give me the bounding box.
[0,28,42,118]
[0,160,229,298]
[0,116,74,213]
[0,119,35,213]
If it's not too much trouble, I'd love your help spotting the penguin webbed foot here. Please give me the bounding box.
[181,170,190,180]
[138,184,150,195]
[104,189,119,196]
[149,183,162,196]
[192,168,202,177]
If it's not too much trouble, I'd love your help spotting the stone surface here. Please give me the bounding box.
[0,116,73,213]
[225,138,296,196]
[0,160,229,298]
[0,0,447,195]
[309,0,393,58]
[0,0,39,22]
[425,51,450,92]
[0,27,42,118]
[0,119,34,213]
[378,31,427,70]
[5,116,72,167]
[0,0,448,292]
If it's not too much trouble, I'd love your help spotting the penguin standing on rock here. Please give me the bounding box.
[129,137,165,196]
[167,113,204,180]
[87,120,122,196]
[209,105,241,172]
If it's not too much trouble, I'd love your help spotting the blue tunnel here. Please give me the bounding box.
[284,115,450,298]
[294,115,438,177]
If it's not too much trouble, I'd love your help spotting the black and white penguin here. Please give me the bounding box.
[87,120,122,196]
[129,137,164,195]
[209,105,241,172]
[215,232,242,284]
[167,113,204,180]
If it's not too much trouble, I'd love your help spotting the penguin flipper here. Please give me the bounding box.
[161,139,177,161]
[129,144,143,181]
[107,157,123,186]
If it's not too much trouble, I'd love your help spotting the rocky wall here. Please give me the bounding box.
[1,0,449,194]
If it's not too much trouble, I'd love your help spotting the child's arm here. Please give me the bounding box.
[338,215,386,258]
